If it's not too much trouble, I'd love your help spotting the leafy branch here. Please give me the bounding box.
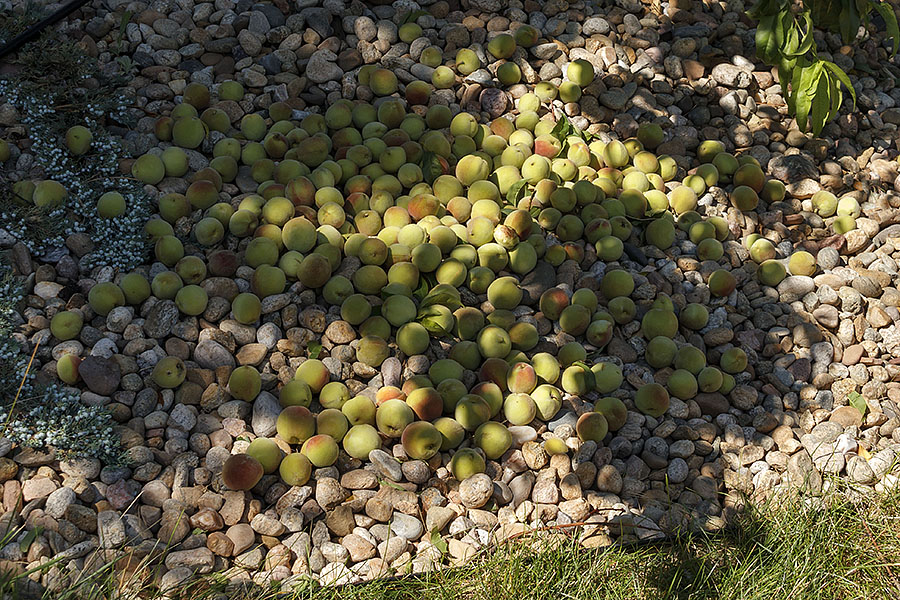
[748,0,897,135]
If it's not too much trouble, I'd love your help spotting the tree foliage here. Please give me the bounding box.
[749,0,898,134]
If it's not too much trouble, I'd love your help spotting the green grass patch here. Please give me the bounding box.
[3,486,900,599]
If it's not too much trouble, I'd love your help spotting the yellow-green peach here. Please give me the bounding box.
[279,379,312,408]
[487,33,516,59]
[720,347,748,373]
[788,251,816,276]
[749,238,776,263]
[586,319,613,348]
[668,186,697,214]
[594,396,626,431]
[561,364,595,395]
[576,412,609,443]
[708,269,736,297]
[278,452,312,486]
[450,448,486,480]
[342,424,381,459]
[50,310,83,341]
[56,354,81,385]
[645,336,676,368]
[406,387,443,421]
[246,438,282,474]
[680,303,709,330]
[342,395,376,426]
[474,421,512,459]
[588,362,621,394]
[88,282,125,316]
[837,196,861,218]
[276,406,316,444]
[152,356,186,388]
[375,398,415,438]
[645,216,675,249]
[634,383,670,417]
[697,366,724,393]
[601,269,634,299]
[733,163,765,193]
[454,395,492,431]
[300,434,339,467]
[131,154,165,185]
[400,421,443,460]
[119,273,150,305]
[429,358,465,385]
[641,308,678,339]
[319,381,350,410]
[667,368,698,399]
[674,345,706,374]
[172,117,206,149]
[174,285,208,316]
[528,384,560,421]
[730,185,759,211]
[431,417,464,450]
[758,260,786,286]
[295,358,330,394]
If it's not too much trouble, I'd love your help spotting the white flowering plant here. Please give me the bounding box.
[0,18,151,269]
[0,262,122,463]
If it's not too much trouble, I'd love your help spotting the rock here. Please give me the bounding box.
[251,391,280,437]
[315,478,348,509]
[250,513,285,536]
[78,355,121,395]
[531,478,559,504]
[226,524,256,555]
[194,340,235,369]
[207,531,235,557]
[459,474,493,508]
[480,88,508,118]
[44,486,76,519]
[306,49,343,83]
[777,276,815,302]
[325,505,355,536]
[368,449,403,482]
[342,533,376,562]
[0,458,18,482]
[165,548,215,573]
[711,63,751,87]
[830,406,863,428]
[144,300,179,338]
[390,513,424,541]
[695,392,730,416]
[786,450,822,493]
[22,477,57,501]
[97,511,126,548]
[425,506,456,532]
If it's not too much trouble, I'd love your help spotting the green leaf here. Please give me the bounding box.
[822,60,856,108]
[308,341,322,360]
[777,9,794,50]
[419,316,450,335]
[430,528,448,554]
[19,526,42,553]
[403,9,428,24]
[549,114,572,142]
[419,150,441,184]
[809,74,831,135]
[381,478,407,491]
[420,286,461,310]
[849,391,868,417]
[506,178,529,206]
[413,276,431,301]
[873,1,900,55]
